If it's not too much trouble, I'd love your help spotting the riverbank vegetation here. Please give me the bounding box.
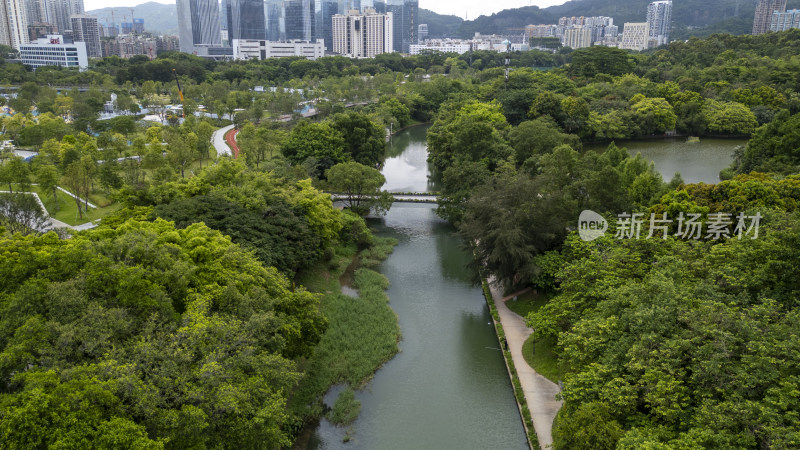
[3,26,800,449]
[422,32,800,450]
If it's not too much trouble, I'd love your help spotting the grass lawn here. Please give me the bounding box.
[505,289,563,384]
[506,289,551,319]
[21,185,122,226]
[522,334,562,384]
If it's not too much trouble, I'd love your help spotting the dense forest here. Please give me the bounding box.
[1,28,800,448]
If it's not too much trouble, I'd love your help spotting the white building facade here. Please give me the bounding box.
[332,8,393,58]
[0,0,29,50]
[619,22,650,51]
[233,39,324,60]
[19,35,88,70]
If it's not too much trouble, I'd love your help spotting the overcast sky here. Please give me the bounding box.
[85,0,568,20]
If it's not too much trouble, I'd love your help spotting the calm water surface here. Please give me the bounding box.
[591,138,746,184]
[307,125,527,449]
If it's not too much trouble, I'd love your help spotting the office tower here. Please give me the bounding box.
[646,0,672,46]
[753,0,787,35]
[285,0,314,41]
[417,23,427,43]
[71,14,100,57]
[332,7,392,57]
[316,0,338,50]
[177,0,221,53]
[771,9,800,31]
[0,0,29,49]
[385,0,415,53]
[265,0,282,41]
[220,0,228,30]
[373,0,385,13]
[227,0,265,40]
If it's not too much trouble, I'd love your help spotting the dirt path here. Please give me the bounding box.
[489,280,562,448]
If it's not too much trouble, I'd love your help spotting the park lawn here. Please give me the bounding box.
[506,289,551,318]
[28,185,122,226]
[522,334,562,384]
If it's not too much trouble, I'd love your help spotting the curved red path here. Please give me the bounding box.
[224,128,240,158]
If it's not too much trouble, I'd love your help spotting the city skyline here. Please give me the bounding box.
[84,0,568,20]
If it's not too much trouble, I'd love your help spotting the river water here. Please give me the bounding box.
[307,125,528,449]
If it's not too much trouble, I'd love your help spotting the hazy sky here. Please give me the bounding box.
[84,0,568,19]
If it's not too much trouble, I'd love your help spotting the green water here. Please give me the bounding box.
[590,138,746,184]
[306,126,527,449]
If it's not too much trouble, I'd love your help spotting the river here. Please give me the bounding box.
[306,125,528,449]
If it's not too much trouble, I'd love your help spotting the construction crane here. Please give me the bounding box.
[172,69,185,119]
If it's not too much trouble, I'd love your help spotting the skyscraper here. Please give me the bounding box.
[264,0,282,41]
[0,0,29,49]
[284,0,314,41]
[385,0,416,53]
[753,0,787,35]
[227,0,265,40]
[71,14,100,57]
[316,0,338,50]
[176,0,221,53]
[646,0,672,46]
[25,0,49,25]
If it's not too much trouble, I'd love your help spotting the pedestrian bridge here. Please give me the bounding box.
[329,192,440,204]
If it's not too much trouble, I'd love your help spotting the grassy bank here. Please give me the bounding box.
[290,236,400,430]
[504,291,562,384]
[5,184,121,226]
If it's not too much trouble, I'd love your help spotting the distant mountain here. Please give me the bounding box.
[88,2,178,35]
[88,0,800,41]
[419,8,464,38]
[455,0,800,40]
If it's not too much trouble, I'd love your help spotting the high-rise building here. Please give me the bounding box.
[753,0,787,35]
[29,22,58,41]
[71,14,100,57]
[417,23,427,43]
[563,27,592,49]
[384,0,415,53]
[771,9,800,31]
[227,0,265,41]
[25,0,49,25]
[646,0,672,46]
[0,0,29,49]
[316,0,338,50]
[619,22,649,51]
[176,0,221,53]
[48,0,85,34]
[264,0,282,41]
[284,0,314,41]
[332,7,392,58]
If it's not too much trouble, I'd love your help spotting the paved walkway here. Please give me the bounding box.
[489,279,562,448]
[211,124,235,157]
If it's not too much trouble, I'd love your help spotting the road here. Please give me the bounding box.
[489,279,563,448]
[211,124,235,157]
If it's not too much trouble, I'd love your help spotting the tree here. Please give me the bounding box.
[568,46,635,78]
[330,112,386,167]
[702,99,758,135]
[0,156,30,192]
[281,121,348,175]
[0,193,50,234]
[35,162,60,212]
[326,161,392,216]
[165,129,198,178]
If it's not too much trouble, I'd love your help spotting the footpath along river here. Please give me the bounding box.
[306,125,528,449]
